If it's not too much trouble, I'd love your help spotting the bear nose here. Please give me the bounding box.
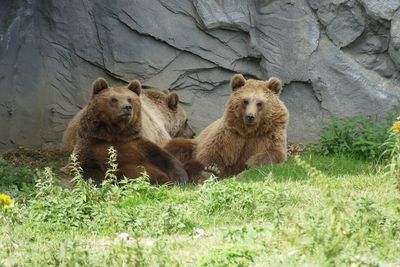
[246,114,255,122]
[123,105,132,111]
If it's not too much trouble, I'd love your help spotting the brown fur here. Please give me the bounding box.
[183,160,205,183]
[165,74,289,178]
[76,78,188,185]
[140,89,194,145]
[62,86,194,153]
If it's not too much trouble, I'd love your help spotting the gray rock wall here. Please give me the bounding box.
[0,0,399,150]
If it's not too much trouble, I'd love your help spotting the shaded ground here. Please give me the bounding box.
[2,147,69,170]
[1,147,72,187]
[0,143,305,189]
[1,143,305,170]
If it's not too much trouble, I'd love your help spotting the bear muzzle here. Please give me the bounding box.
[246,114,255,123]
[120,105,133,117]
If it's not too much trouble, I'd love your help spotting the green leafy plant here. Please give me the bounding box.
[320,115,392,160]
[200,247,256,267]
[3,151,400,265]
[0,157,35,192]
[383,117,400,190]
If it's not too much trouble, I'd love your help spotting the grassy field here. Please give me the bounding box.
[1,151,400,266]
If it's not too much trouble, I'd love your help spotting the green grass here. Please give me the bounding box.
[1,152,400,266]
[241,152,375,182]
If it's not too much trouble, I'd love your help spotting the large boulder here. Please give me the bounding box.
[310,35,400,118]
[281,83,323,144]
[0,0,399,150]
[252,0,320,83]
[307,0,366,47]
[359,0,400,20]
[344,19,396,78]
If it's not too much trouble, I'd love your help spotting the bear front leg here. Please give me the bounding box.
[139,139,189,184]
[81,162,106,186]
[183,160,205,183]
[245,149,287,168]
[196,152,225,178]
[166,157,189,184]
[140,164,173,185]
[195,130,245,178]
[164,138,196,163]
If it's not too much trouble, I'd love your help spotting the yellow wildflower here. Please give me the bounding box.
[0,193,14,211]
[392,121,400,134]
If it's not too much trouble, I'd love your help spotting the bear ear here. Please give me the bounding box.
[127,80,142,95]
[266,77,282,95]
[230,74,246,91]
[167,92,179,110]
[161,89,170,95]
[92,77,109,96]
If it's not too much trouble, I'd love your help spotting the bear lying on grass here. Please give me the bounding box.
[165,74,289,178]
[76,78,189,185]
[62,85,194,153]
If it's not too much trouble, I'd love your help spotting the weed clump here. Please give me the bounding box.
[319,104,400,160]
[199,247,256,267]
[320,116,392,160]
[383,117,400,190]
[0,157,35,192]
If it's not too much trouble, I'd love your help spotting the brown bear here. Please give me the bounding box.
[140,88,194,146]
[165,74,289,178]
[76,77,188,185]
[62,86,194,153]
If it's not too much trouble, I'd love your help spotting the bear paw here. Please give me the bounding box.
[245,156,259,168]
[201,164,221,178]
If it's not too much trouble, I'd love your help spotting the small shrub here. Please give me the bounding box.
[117,174,168,205]
[29,167,94,229]
[320,115,392,160]
[198,177,290,222]
[0,157,35,191]
[199,177,257,217]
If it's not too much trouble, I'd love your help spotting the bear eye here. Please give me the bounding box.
[257,102,263,108]
[242,99,249,106]
[127,98,132,103]
[111,97,118,103]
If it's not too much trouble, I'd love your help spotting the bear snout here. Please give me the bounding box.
[121,105,133,116]
[246,114,255,123]
[123,105,132,111]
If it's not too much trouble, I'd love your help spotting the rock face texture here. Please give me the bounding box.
[0,0,399,150]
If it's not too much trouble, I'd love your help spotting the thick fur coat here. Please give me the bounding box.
[165,74,289,178]
[76,78,188,185]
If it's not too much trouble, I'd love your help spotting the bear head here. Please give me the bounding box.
[225,73,287,135]
[144,88,195,138]
[79,78,143,142]
[165,91,195,138]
